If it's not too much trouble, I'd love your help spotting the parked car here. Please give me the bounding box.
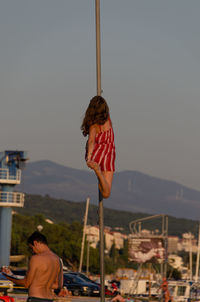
[66,272,100,286]
[63,273,100,296]
[65,272,114,296]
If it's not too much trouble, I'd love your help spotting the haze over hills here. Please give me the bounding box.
[19,160,200,220]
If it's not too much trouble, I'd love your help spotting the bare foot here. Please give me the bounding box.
[87,161,101,173]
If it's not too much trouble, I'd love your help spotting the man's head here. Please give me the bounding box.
[28,231,48,254]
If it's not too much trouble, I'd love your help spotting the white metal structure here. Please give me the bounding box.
[168,280,191,302]
[0,169,21,184]
[0,191,24,207]
[120,278,161,297]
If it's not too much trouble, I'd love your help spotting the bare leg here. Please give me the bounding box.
[87,161,113,199]
[111,294,126,302]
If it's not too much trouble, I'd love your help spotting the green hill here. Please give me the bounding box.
[16,194,199,237]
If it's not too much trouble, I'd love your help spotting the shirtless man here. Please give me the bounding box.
[2,231,63,302]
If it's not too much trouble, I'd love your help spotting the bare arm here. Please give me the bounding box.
[3,274,27,286]
[24,256,38,288]
[2,266,26,286]
[2,270,27,287]
[86,125,96,162]
[3,255,38,288]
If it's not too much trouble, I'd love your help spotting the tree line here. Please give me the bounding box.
[17,193,199,237]
[12,213,185,279]
[11,213,137,274]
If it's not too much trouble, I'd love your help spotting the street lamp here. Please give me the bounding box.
[37,225,43,232]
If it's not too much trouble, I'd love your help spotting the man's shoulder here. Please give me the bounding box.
[39,251,60,262]
[30,254,41,263]
[31,251,60,263]
[30,253,58,269]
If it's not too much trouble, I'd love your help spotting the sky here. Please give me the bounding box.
[1,0,200,190]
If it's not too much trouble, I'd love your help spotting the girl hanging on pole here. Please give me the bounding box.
[81,95,116,199]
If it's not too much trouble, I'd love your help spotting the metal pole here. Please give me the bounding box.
[164,215,168,278]
[0,207,12,266]
[86,238,90,277]
[95,1,105,301]
[189,234,193,280]
[96,0,101,96]
[79,197,90,272]
[195,223,200,282]
[99,191,105,302]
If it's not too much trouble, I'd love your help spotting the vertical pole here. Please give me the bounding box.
[0,186,13,267]
[86,238,90,277]
[164,215,168,278]
[95,1,105,301]
[95,0,101,96]
[189,234,193,280]
[79,197,90,272]
[99,191,105,302]
[138,222,141,234]
[195,223,200,282]
[0,207,12,266]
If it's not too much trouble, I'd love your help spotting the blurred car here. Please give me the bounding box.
[63,273,100,296]
[68,272,119,296]
[0,273,13,294]
[66,272,100,286]
[65,272,114,296]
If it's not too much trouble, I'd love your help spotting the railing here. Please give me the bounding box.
[0,168,21,183]
[0,191,24,207]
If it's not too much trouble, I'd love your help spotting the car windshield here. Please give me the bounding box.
[76,274,93,282]
[64,274,88,284]
[71,273,100,286]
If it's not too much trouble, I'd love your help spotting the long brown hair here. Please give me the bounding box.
[81,95,110,136]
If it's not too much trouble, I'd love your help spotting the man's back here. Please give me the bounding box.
[28,250,61,299]
[2,232,63,301]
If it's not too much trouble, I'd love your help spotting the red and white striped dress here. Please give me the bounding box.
[87,119,116,172]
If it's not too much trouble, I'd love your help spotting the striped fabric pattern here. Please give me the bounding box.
[91,126,116,171]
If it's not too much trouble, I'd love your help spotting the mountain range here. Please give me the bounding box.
[18,160,200,220]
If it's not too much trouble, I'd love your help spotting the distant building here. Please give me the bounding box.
[85,226,199,256]
[113,231,127,250]
[86,225,127,251]
[45,218,54,224]
[167,233,198,254]
[85,225,99,249]
[168,236,179,253]
[177,232,197,253]
[104,229,114,251]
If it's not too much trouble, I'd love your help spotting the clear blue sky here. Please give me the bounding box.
[1,0,200,190]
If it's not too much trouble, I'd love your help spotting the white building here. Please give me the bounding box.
[177,232,197,253]
[85,225,126,251]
